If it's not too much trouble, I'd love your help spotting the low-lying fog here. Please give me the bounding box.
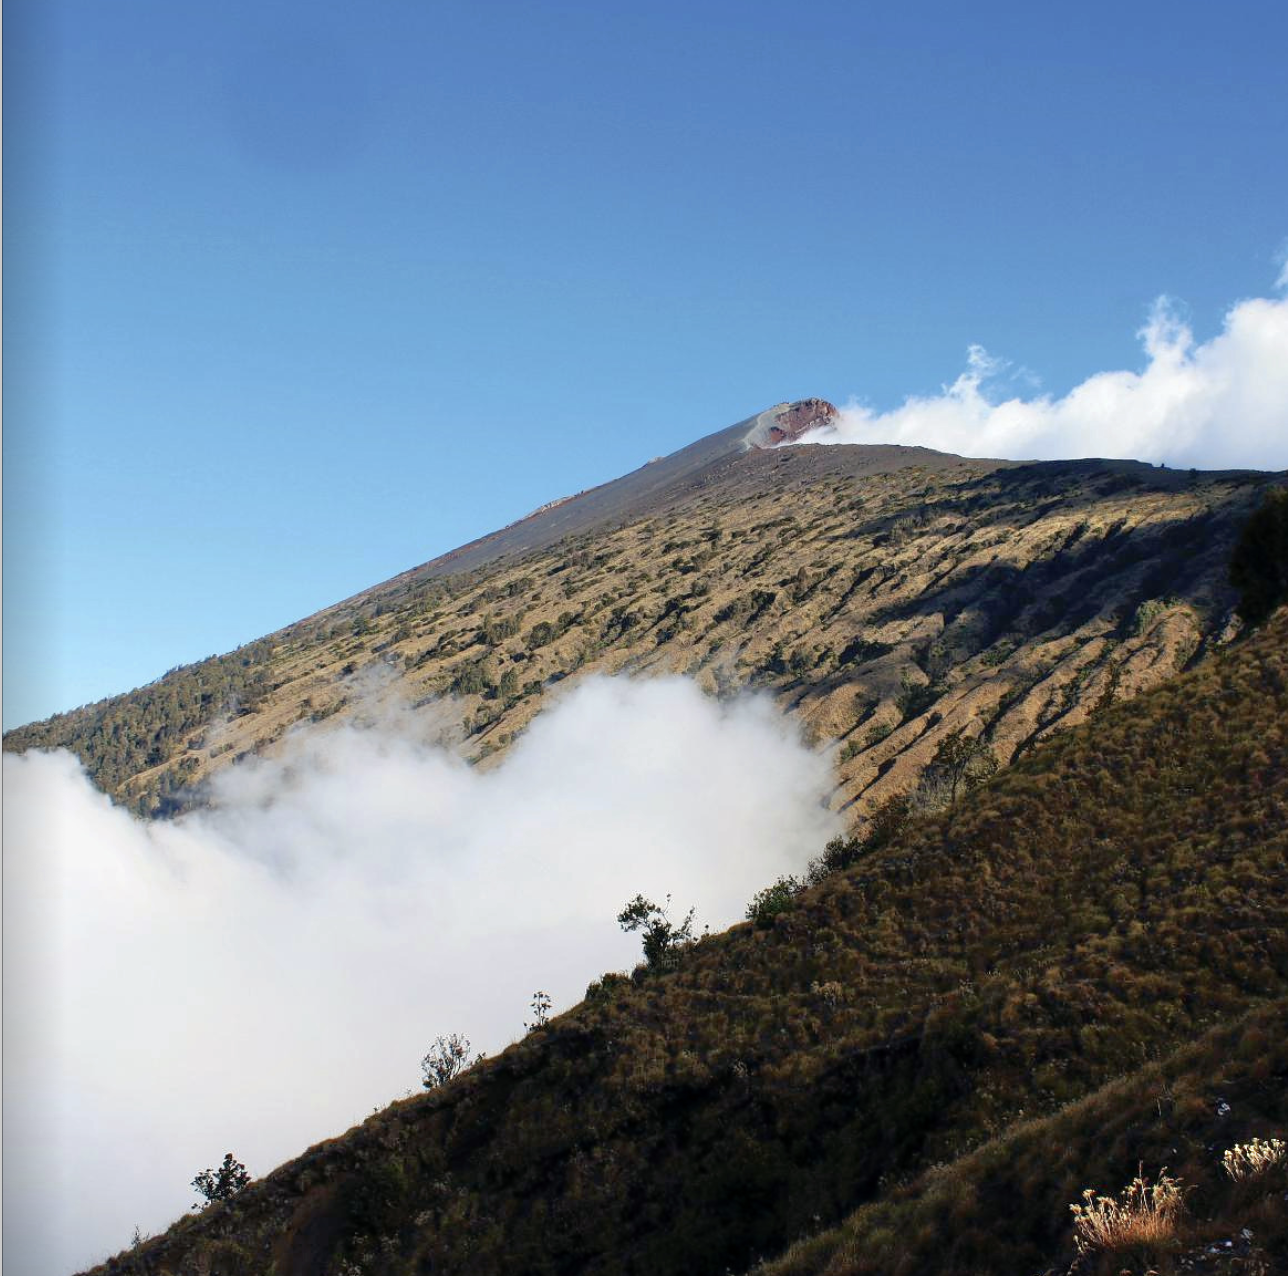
[4,675,840,1275]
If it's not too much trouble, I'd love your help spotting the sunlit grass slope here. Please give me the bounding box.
[8,449,1276,833]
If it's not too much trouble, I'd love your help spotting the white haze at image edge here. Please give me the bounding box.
[801,280,1288,471]
[2,675,841,1276]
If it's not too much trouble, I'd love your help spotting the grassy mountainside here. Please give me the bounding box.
[6,441,1276,829]
[87,608,1288,1276]
[757,1000,1288,1276]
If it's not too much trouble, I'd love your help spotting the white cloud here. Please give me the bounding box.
[805,285,1288,471]
[2,676,839,1276]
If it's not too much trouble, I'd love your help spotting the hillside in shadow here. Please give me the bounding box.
[84,607,1288,1276]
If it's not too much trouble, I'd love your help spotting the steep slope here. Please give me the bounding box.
[757,999,1288,1276]
[5,402,1277,830]
[85,609,1288,1276]
[400,398,841,576]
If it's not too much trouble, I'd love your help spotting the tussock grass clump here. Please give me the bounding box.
[1221,1136,1287,1183]
[1069,1168,1186,1256]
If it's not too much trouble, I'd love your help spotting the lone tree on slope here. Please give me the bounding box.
[617,894,695,972]
[192,1153,250,1206]
[925,728,997,809]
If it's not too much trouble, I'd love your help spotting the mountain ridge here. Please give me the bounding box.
[5,402,1280,828]
[335,399,965,592]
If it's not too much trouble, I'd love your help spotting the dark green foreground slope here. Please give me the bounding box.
[89,612,1288,1276]
[758,999,1288,1275]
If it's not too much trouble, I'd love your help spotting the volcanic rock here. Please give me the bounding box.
[743,398,839,448]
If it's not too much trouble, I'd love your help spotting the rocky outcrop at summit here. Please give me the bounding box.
[744,398,839,448]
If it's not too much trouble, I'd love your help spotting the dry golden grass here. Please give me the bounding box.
[1221,1136,1287,1183]
[1069,1168,1186,1256]
[7,451,1268,827]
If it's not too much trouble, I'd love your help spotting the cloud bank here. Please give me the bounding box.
[806,285,1288,471]
[2,676,839,1276]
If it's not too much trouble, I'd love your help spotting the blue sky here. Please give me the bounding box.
[5,0,1287,729]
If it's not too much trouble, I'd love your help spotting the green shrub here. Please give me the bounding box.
[1230,487,1288,627]
[618,894,695,971]
[805,833,865,884]
[745,876,802,928]
[897,673,940,721]
[585,972,630,1003]
[922,729,998,808]
[192,1154,250,1207]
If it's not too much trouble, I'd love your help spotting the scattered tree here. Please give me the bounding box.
[1230,487,1288,627]
[498,665,521,703]
[896,671,940,721]
[617,894,695,971]
[924,728,997,808]
[192,1153,250,1207]
[525,990,552,1033]
[865,790,913,849]
[1093,657,1123,717]
[421,1033,482,1090]
[805,833,863,885]
[804,794,914,885]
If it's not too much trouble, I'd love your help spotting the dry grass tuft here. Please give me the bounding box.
[1069,1168,1186,1255]
[1221,1136,1287,1183]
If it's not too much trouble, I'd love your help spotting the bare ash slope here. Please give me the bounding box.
[6,399,1280,829]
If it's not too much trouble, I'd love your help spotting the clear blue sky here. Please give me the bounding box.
[5,0,1287,729]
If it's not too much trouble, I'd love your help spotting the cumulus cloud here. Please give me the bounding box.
[2,676,839,1276]
[805,285,1288,471]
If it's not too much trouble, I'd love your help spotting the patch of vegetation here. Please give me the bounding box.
[1229,485,1288,627]
[754,1001,1288,1276]
[617,894,696,972]
[2,638,277,814]
[896,672,941,721]
[420,1034,483,1090]
[746,876,803,928]
[714,589,778,627]
[191,1154,251,1207]
[918,727,997,809]
[7,455,1266,833]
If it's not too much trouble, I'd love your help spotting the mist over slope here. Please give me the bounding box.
[3,676,839,1276]
[7,431,1276,831]
[73,605,1288,1276]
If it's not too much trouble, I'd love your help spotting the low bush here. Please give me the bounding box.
[746,876,802,928]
